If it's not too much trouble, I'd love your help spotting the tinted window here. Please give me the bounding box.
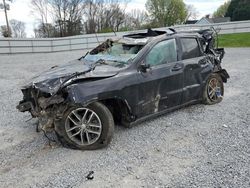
[146,39,177,66]
[180,38,201,60]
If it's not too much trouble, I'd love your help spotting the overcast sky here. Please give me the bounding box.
[0,0,228,37]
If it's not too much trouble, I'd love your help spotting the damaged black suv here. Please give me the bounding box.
[17,29,229,150]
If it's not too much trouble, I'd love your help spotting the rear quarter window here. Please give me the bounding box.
[180,38,201,60]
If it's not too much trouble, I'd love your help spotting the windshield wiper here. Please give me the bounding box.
[79,51,89,60]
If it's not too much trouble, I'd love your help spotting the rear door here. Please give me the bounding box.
[178,37,212,104]
[136,38,184,117]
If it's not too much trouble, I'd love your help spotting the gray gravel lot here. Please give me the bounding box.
[0,48,249,188]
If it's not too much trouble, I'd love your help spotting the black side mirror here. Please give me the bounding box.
[140,63,151,72]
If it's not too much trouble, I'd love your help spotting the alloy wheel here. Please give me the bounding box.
[207,78,222,102]
[65,108,102,146]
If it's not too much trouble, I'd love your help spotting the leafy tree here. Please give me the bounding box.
[213,1,231,18]
[146,0,187,27]
[233,6,250,21]
[225,0,250,21]
[225,0,240,18]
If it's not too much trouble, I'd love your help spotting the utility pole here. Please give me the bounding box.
[1,0,11,37]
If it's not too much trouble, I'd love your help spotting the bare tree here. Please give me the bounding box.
[102,3,125,32]
[50,0,85,36]
[31,0,50,24]
[0,25,12,37]
[31,0,51,37]
[83,0,100,33]
[31,0,85,37]
[9,19,26,38]
[186,4,199,21]
[30,0,152,37]
[84,0,128,33]
[34,23,56,38]
[124,9,148,30]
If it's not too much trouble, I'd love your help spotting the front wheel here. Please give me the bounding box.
[203,73,224,105]
[55,102,114,150]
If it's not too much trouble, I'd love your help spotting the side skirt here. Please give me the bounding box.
[129,99,202,127]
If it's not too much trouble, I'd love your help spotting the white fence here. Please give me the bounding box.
[0,32,118,54]
[173,20,250,34]
[0,20,250,54]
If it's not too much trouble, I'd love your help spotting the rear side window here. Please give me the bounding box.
[145,39,177,66]
[180,38,201,60]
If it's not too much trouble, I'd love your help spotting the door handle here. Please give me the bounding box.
[171,64,182,71]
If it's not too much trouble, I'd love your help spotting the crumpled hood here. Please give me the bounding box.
[23,59,119,95]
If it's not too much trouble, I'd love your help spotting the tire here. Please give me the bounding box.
[203,73,224,105]
[55,102,114,150]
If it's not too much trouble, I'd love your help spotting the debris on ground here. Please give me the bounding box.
[86,171,94,180]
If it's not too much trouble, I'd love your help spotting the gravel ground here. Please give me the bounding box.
[0,48,249,188]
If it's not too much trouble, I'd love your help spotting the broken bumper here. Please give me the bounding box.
[16,101,33,112]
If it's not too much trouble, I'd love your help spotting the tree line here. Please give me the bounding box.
[213,0,250,20]
[0,0,197,38]
[31,0,196,38]
[1,0,250,38]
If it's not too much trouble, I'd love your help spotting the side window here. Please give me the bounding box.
[180,38,201,60]
[145,39,177,66]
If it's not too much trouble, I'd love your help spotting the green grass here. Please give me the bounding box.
[218,32,250,47]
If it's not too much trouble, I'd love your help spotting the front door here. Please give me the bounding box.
[137,39,184,117]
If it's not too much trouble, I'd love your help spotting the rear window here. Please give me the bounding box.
[180,38,201,60]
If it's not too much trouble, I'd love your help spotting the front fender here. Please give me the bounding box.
[216,69,230,83]
[65,80,122,106]
[66,85,99,106]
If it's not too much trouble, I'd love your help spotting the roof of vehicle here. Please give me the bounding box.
[103,28,208,48]
[123,29,169,39]
[116,29,202,45]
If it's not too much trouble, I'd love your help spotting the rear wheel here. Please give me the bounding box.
[203,73,224,105]
[55,102,114,150]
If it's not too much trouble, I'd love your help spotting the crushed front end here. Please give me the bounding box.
[17,86,68,132]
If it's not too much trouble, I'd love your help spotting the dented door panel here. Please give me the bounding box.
[181,56,211,103]
[136,62,183,117]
